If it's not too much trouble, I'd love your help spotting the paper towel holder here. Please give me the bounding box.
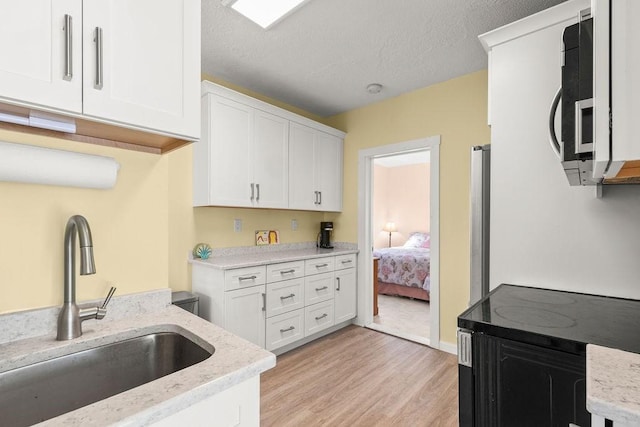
[0,141,120,189]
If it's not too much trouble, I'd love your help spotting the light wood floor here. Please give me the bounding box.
[261,325,459,427]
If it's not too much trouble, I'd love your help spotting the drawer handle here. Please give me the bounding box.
[315,263,329,268]
[238,275,257,281]
[315,313,328,321]
[341,260,352,264]
[262,293,266,312]
[336,277,341,291]
[280,293,295,300]
[280,269,295,275]
[315,286,328,292]
[280,326,295,333]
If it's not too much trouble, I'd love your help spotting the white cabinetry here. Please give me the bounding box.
[0,0,199,142]
[195,94,289,208]
[289,122,343,212]
[592,0,640,181]
[334,254,357,323]
[0,0,82,113]
[151,376,259,427]
[192,251,357,353]
[82,0,200,138]
[195,81,344,211]
[192,264,266,348]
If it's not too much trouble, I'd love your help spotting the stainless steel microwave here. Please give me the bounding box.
[549,9,595,186]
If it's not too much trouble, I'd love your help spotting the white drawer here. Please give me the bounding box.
[334,253,356,270]
[266,309,304,351]
[304,301,334,337]
[304,256,335,276]
[266,278,305,318]
[266,260,305,283]
[304,272,334,305]
[224,265,266,291]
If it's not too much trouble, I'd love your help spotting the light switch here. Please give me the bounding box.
[291,219,298,231]
[234,219,242,232]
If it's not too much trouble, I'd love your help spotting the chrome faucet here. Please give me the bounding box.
[56,215,116,341]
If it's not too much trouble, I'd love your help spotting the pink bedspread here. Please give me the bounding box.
[372,247,431,292]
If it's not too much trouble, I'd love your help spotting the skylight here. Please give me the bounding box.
[222,0,309,29]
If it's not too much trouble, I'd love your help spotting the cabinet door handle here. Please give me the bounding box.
[315,313,328,321]
[261,293,266,312]
[280,326,295,333]
[315,263,328,268]
[314,191,319,205]
[315,286,328,291]
[250,183,255,201]
[280,269,295,275]
[280,293,295,300]
[318,191,322,205]
[336,277,341,291]
[238,275,257,281]
[256,183,260,201]
[63,15,73,81]
[94,27,103,90]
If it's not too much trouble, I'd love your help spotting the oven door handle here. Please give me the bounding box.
[548,87,562,159]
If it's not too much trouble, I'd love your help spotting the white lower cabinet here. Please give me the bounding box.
[334,268,357,324]
[304,300,335,337]
[151,376,259,426]
[224,286,266,348]
[192,252,357,354]
[266,309,304,351]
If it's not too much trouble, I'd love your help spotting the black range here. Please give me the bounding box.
[457,284,640,427]
[458,283,640,355]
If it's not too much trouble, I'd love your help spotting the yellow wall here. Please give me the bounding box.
[0,129,169,313]
[2,70,489,348]
[325,70,491,345]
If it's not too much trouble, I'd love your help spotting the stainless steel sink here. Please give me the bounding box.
[0,332,213,426]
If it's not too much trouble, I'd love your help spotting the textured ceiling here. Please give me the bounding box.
[202,0,566,117]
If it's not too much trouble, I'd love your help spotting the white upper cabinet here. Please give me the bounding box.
[195,93,289,208]
[0,0,200,151]
[252,110,289,208]
[0,0,82,113]
[593,0,640,182]
[289,122,343,212]
[82,0,200,138]
[196,81,345,211]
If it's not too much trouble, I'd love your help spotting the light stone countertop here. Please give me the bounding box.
[190,245,358,270]
[0,289,276,426]
[587,344,640,425]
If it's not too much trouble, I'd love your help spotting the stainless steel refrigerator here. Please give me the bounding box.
[469,144,490,305]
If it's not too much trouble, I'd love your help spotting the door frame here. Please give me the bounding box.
[354,136,440,348]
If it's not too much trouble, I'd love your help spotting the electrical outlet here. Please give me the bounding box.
[291,219,298,231]
[234,219,242,232]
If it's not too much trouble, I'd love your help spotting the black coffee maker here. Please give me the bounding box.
[318,222,334,249]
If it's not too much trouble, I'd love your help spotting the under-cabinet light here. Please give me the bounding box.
[222,0,309,29]
[0,110,77,133]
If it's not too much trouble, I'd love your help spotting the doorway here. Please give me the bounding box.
[353,136,440,348]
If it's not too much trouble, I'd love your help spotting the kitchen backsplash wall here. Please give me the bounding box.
[0,129,170,313]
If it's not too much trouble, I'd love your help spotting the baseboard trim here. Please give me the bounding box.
[438,341,457,355]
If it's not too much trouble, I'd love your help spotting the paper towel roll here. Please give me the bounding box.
[0,141,120,189]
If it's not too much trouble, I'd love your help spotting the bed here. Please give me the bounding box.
[372,232,431,302]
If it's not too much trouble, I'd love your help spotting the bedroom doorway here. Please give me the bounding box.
[372,151,431,343]
[355,136,440,348]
